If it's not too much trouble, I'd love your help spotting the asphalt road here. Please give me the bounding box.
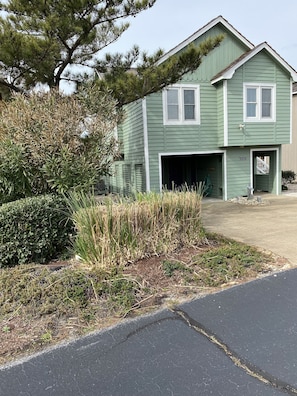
[1,268,297,395]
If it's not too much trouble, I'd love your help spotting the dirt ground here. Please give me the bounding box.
[0,242,290,367]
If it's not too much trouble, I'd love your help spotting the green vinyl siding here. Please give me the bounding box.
[121,100,145,162]
[182,25,250,82]
[226,51,291,146]
[109,100,146,194]
[226,148,251,198]
[225,147,281,199]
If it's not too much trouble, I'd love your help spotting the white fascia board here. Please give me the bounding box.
[290,80,293,144]
[223,80,228,146]
[263,43,297,82]
[212,43,297,84]
[156,16,254,66]
[159,150,225,157]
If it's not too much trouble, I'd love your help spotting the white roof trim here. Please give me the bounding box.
[211,42,297,84]
[156,15,254,65]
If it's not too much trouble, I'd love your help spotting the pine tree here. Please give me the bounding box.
[95,38,223,106]
[0,0,223,104]
[0,0,157,92]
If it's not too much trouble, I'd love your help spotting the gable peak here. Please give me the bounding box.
[157,15,254,65]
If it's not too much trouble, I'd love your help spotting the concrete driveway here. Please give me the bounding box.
[201,193,297,266]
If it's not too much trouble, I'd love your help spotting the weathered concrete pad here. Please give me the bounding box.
[202,195,297,265]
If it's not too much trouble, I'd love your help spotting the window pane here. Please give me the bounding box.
[261,88,271,117]
[167,89,179,120]
[167,89,178,105]
[184,105,195,120]
[246,87,257,118]
[247,88,256,102]
[262,88,271,103]
[168,105,179,120]
[184,89,195,120]
[247,103,256,117]
[262,103,271,117]
[184,89,195,105]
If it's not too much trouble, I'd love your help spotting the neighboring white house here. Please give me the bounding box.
[282,83,297,174]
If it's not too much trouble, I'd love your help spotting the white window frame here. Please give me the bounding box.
[243,83,276,122]
[163,85,200,125]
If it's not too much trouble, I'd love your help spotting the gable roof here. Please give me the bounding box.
[211,42,297,84]
[156,15,297,83]
[156,15,254,65]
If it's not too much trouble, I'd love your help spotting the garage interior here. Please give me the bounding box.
[161,153,223,198]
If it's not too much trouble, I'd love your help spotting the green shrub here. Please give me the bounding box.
[282,170,296,184]
[0,90,120,201]
[0,140,36,204]
[0,195,73,267]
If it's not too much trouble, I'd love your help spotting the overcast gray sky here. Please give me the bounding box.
[107,0,297,70]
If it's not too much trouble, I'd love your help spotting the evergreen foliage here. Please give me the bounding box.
[0,0,223,104]
[96,37,224,106]
[0,0,156,92]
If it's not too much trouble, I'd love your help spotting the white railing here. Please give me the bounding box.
[257,157,269,174]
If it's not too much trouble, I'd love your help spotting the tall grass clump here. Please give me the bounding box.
[67,191,203,269]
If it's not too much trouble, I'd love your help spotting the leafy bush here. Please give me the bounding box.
[0,140,34,203]
[282,170,296,184]
[67,191,203,268]
[0,88,121,203]
[0,195,73,267]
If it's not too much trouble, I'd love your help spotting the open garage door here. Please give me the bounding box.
[161,153,223,198]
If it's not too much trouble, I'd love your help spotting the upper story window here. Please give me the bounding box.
[244,83,276,122]
[163,85,200,125]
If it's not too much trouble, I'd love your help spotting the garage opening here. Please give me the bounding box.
[161,153,223,198]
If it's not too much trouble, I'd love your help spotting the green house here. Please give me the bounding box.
[107,16,297,200]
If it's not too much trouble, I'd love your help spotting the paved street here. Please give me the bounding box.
[1,268,297,395]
